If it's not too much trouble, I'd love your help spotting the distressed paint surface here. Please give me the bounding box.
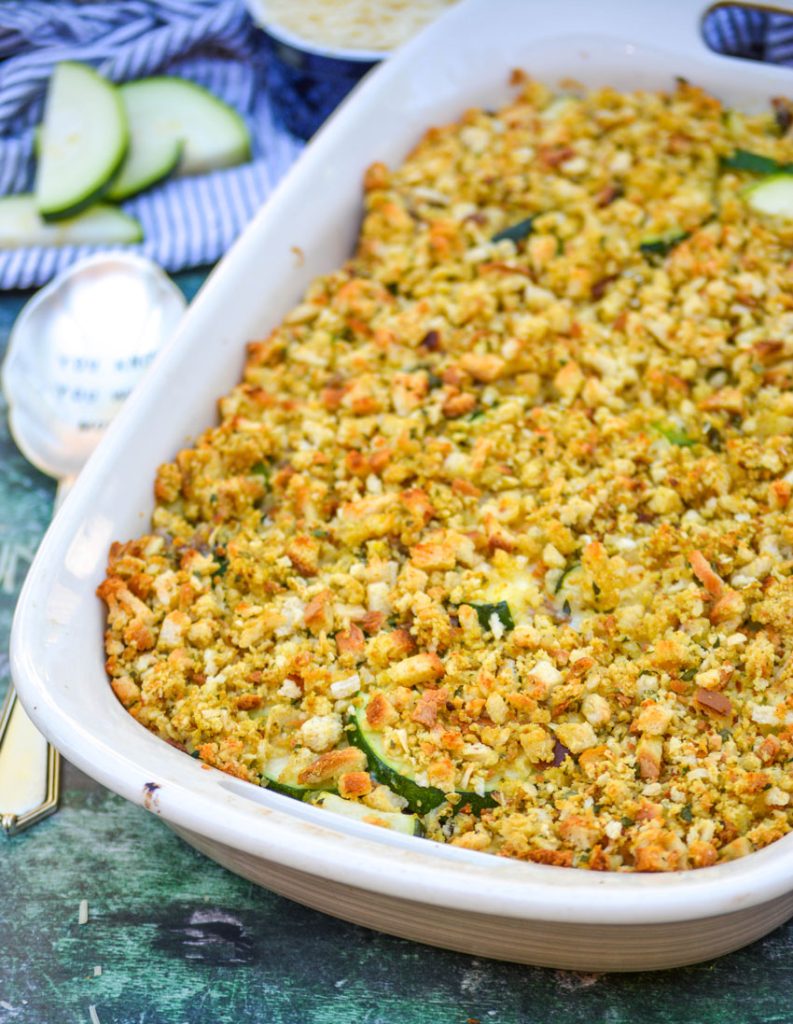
[1,275,792,1024]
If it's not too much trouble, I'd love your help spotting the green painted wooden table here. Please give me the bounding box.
[1,272,792,1024]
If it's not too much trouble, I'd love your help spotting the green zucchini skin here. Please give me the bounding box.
[0,195,143,247]
[261,775,313,801]
[307,792,422,836]
[465,600,515,632]
[41,141,127,222]
[491,215,535,243]
[554,561,581,594]
[347,708,447,813]
[347,705,498,816]
[106,137,183,202]
[451,791,499,816]
[260,754,328,802]
[721,148,793,175]
[116,76,251,177]
[36,62,129,222]
[639,230,689,258]
[651,422,696,447]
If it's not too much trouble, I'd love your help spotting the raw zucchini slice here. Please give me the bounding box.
[35,62,128,221]
[743,174,793,219]
[106,130,183,201]
[116,77,251,178]
[348,701,498,816]
[308,792,421,836]
[260,754,326,801]
[0,195,142,247]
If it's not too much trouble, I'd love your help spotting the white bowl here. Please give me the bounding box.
[245,0,389,62]
[243,0,386,138]
[12,0,793,971]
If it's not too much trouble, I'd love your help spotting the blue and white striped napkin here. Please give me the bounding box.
[0,0,304,289]
[0,2,791,290]
[703,3,793,66]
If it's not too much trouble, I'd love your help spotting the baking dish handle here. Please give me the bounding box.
[699,0,793,58]
[492,0,793,65]
[654,0,793,63]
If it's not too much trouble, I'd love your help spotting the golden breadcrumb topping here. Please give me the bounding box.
[100,77,793,871]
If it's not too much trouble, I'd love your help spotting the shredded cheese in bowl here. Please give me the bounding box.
[251,0,458,53]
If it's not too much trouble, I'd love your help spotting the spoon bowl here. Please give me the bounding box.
[2,252,186,487]
[0,251,185,834]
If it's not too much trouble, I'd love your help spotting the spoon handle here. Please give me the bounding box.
[0,686,60,835]
[55,474,77,511]
[0,476,72,834]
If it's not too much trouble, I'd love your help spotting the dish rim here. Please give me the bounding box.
[11,0,793,928]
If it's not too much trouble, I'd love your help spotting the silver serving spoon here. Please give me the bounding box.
[0,252,186,834]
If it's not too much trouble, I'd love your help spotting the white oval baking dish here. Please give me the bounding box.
[11,0,793,971]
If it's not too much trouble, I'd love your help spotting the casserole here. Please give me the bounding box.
[11,0,793,969]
